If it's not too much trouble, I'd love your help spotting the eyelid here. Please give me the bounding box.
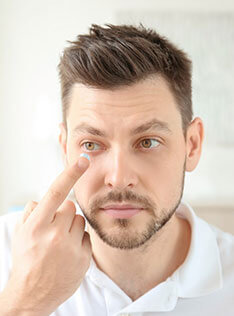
[80,137,162,151]
[137,136,162,143]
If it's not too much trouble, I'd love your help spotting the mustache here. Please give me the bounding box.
[89,190,155,213]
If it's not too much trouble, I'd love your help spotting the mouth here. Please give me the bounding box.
[102,204,144,210]
[100,205,144,219]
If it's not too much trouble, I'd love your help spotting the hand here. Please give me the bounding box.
[6,156,92,316]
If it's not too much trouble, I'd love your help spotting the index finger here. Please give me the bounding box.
[30,154,90,223]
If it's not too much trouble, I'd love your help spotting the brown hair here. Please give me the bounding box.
[57,23,193,134]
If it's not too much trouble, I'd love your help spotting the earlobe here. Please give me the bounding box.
[185,117,204,172]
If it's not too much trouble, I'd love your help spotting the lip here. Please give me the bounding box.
[102,208,143,219]
[102,204,144,210]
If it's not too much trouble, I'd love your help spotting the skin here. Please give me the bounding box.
[59,75,204,301]
[2,158,92,315]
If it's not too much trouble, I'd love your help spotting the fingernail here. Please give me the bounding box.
[80,153,90,161]
[78,153,90,169]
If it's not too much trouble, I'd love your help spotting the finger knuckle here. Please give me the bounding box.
[64,200,76,212]
[83,231,91,245]
[75,215,85,227]
[27,200,37,206]
[48,229,63,244]
[31,200,38,207]
[29,224,41,240]
[48,188,62,200]
[82,244,92,261]
[24,200,33,210]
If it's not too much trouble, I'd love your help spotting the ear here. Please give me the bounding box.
[185,117,204,172]
[59,122,68,167]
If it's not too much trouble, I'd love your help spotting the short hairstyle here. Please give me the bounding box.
[57,23,193,135]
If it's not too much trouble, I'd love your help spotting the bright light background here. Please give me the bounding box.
[0,0,234,224]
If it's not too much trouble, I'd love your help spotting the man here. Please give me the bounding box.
[0,24,233,316]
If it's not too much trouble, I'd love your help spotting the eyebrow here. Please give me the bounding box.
[72,118,172,137]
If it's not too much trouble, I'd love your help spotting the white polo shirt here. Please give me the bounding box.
[0,202,234,316]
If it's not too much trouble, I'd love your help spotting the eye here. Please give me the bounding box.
[139,138,160,149]
[82,141,101,151]
[81,138,160,152]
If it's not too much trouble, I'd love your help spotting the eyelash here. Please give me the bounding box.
[80,138,161,152]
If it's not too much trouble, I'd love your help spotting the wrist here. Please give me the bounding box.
[0,284,49,316]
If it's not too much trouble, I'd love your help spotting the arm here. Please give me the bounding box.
[0,279,50,316]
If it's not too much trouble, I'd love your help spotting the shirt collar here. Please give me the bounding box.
[85,201,223,312]
[175,201,223,298]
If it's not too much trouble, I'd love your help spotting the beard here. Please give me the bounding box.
[75,160,186,250]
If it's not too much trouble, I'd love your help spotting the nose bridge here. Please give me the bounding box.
[104,144,137,189]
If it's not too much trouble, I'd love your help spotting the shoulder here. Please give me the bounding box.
[0,211,24,291]
[209,223,234,253]
[0,211,23,225]
[0,211,24,237]
[0,211,23,222]
[209,223,234,279]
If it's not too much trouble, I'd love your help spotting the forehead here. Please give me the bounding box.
[67,76,182,132]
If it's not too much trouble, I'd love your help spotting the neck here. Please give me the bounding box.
[87,214,191,301]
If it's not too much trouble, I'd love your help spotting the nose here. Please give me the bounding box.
[104,148,138,190]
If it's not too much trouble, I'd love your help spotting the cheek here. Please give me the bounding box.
[73,164,99,206]
[147,155,185,200]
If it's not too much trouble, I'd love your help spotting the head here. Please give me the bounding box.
[58,24,204,250]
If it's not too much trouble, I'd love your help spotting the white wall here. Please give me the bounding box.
[1,0,234,216]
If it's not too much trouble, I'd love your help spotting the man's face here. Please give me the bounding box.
[61,76,190,249]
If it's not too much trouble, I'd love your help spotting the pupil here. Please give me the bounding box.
[143,139,151,148]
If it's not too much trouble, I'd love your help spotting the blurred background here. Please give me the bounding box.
[0,0,233,233]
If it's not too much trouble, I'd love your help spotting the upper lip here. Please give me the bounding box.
[102,204,144,210]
